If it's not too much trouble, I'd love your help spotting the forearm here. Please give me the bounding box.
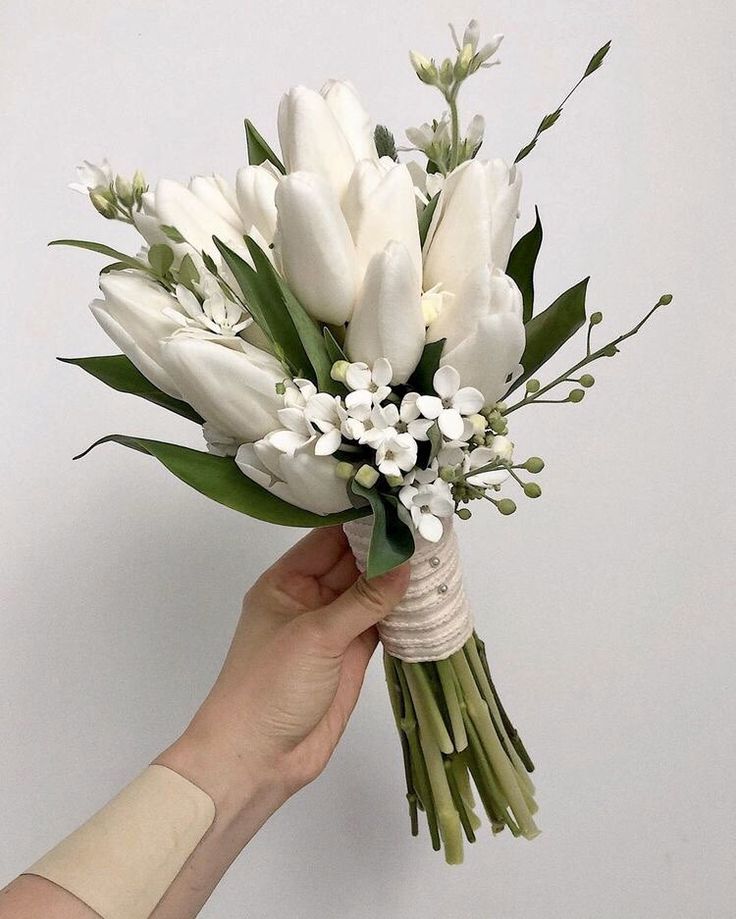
[0,727,287,919]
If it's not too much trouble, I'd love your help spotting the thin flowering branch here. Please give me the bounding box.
[505,294,673,415]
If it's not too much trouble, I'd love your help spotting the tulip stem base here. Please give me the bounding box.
[383,632,539,864]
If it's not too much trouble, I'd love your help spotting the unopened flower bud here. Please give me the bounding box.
[590,311,603,325]
[525,378,540,394]
[579,374,595,388]
[524,456,545,474]
[658,294,673,306]
[335,462,354,480]
[355,464,379,488]
[489,434,513,463]
[330,360,349,383]
[468,413,486,438]
[410,51,438,84]
[385,474,404,487]
[523,482,542,499]
[275,381,287,395]
[489,415,507,434]
[439,466,456,483]
[114,175,134,207]
[454,43,474,79]
[568,388,585,403]
[439,58,454,86]
[89,190,116,219]
[602,344,618,357]
[456,507,472,520]
[496,498,516,516]
[132,169,147,203]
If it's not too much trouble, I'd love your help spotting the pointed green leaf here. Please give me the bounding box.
[100,261,132,274]
[212,237,309,377]
[177,253,200,291]
[160,225,186,243]
[508,277,590,393]
[427,422,443,464]
[506,207,543,323]
[323,327,347,364]
[350,481,414,578]
[584,40,612,78]
[244,118,285,174]
[49,239,148,273]
[418,194,440,247]
[538,110,562,133]
[59,355,203,422]
[76,435,368,528]
[409,339,445,394]
[244,237,338,393]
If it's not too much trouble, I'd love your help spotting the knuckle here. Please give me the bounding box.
[352,577,386,616]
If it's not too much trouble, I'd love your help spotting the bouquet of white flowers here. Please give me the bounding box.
[57,21,670,863]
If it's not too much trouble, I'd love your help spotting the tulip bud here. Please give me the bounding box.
[321,79,378,163]
[275,172,358,324]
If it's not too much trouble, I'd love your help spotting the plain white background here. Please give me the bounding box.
[1,1,734,916]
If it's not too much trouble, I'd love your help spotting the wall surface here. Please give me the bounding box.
[1,1,734,917]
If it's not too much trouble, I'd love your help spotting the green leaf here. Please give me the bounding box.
[350,481,414,578]
[59,355,203,423]
[212,237,309,377]
[409,339,445,394]
[244,119,285,174]
[148,243,174,277]
[49,239,148,273]
[76,435,369,528]
[418,194,440,247]
[177,253,200,291]
[538,110,562,132]
[508,277,590,393]
[100,261,132,274]
[584,40,612,77]
[323,327,347,365]
[244,237,338,393]
[514,140,537,164]
[506,207,543,323]
[160,225,186,243]
[374,124,398,160]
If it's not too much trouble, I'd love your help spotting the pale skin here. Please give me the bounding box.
[0,527,409,919]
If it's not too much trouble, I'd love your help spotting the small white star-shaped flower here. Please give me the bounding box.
[415,365,484,440]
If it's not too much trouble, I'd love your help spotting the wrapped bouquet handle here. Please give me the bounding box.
[345,516,539,862]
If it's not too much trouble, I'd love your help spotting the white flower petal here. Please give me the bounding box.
[417,513,443,542]
[453,386,485,415]
[437,408,464,440]
[433,364,460,399]
[315,428,342,455]
[416,395,443,420]
[372,357,393,387]
[345,362,372,391]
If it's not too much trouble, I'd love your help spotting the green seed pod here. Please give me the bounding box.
[590,311,603,325]
[523,482,542,499]
[568,388,585,403]
[456,507,472,520]
[524,456,545,474]
[496,498,517,516]
[579,374,595,388]
[525,378,541,394]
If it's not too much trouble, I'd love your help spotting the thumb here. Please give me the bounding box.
[311,563,410,653]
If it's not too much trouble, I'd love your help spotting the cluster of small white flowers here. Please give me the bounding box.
[267,358,513,542]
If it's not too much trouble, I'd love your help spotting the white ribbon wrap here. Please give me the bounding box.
[343,517,474,662]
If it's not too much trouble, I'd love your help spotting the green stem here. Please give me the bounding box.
[403,662,454,755]
[383,653,419,835]
[447,87,461,171]
[394,659,441,851]
[444,759,476,843]
[436,658,468,751]
[451,651,540,839]
[418,719,464,864]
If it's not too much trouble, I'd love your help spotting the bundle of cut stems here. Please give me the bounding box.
[383,633,538,863]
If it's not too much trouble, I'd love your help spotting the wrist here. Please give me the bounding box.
[155,719,288,844]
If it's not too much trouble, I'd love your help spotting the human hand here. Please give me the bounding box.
[158,526,409,824]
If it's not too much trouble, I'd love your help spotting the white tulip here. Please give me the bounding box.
[320,79,378,163]
[153,178,248,261]
[161,333,285,443]
[188,174,244,233]
[342,159,422,286]
[423,158,522,295]
[277,85,356,198]
[428,265,525,405]
[344,241,424,384]
[235,164,279,245]
[275,171,358,324]
[236,431,353,515]
[89,271,186,398]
